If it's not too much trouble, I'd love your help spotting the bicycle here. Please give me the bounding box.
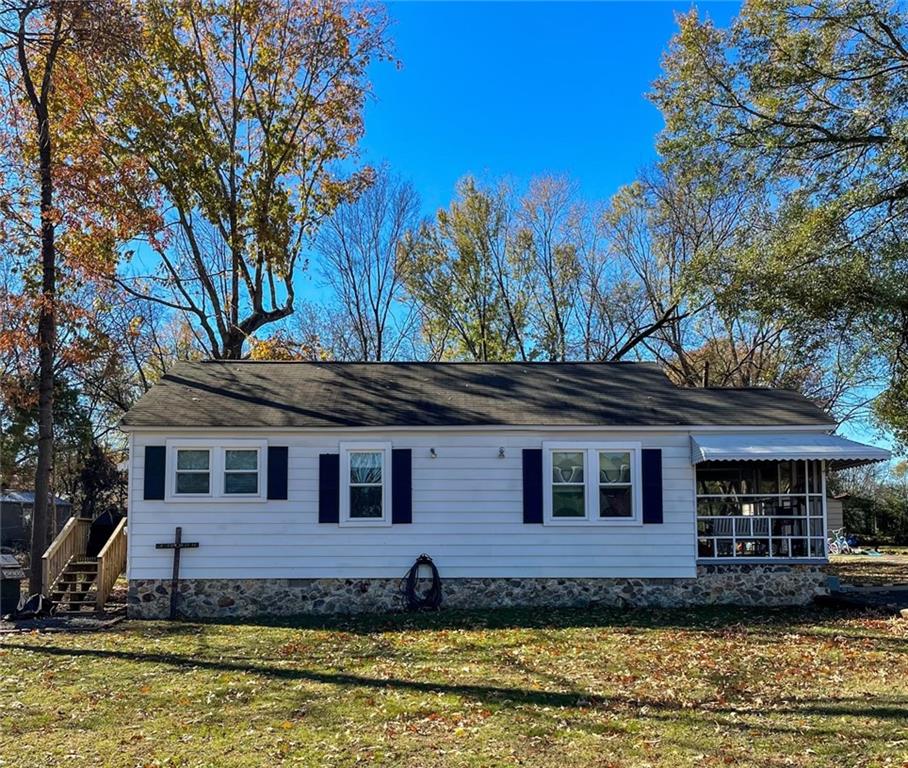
[827,527,852,555]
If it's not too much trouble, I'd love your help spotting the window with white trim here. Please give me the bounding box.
[175,449,210,495]
[598,451,633,518]
[552,451,585,518]
[696,460,826,559]
[167,440,265,500]
[224,449,259,495]
[340,442,391,525]
[544,443,642,524]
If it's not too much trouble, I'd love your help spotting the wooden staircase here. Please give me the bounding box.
[50,557,100,613]
[42,516,127,613]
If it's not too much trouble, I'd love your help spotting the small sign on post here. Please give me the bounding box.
[155,526,199,620]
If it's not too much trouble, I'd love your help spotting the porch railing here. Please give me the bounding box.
[41,516,91,593]
[96,518,127,608]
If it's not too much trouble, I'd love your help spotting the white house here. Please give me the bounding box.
[120,361,890,618]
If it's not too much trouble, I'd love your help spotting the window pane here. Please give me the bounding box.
[697,498,739,517]
[778,461,792,493]
[552,486,585,517]
[225,472,258,494]
[776,497,808,516]
[781,461,806,494]
[599,486,632,517]
[350,485,382,518]
[790,539,809,557]
[225,449,257,470]
[350,452,382,484]
[737,539,770,557]
[177,450,209,470]
[599,452,631,484]
[176,471,209,494]
[770,539,789,557]
[698,519,717,535]
[711,518,734,536]
[807,461,822,494]
[697,466,743,495]
[552,452,584,483]
[756,464,779,494]
[773,518,808,537]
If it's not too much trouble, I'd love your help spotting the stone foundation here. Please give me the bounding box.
[128,564,827,619]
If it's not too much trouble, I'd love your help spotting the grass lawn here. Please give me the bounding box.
[827,551,908,586]
[1,607,907,768]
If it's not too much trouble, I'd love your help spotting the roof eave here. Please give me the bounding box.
[118,422,838,433]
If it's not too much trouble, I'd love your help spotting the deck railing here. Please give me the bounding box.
[96,518,127,609]
[41,516,91,593]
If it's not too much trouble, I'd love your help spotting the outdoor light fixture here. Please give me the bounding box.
[498,447,506,458]
[430,448,437,459]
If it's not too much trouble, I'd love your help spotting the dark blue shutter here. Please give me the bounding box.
[391,449,412,524]
[143,446,166,500]
[522,448,543,524]
[318,453,340,523]
[641,448,663,524]
[267,446,288,500]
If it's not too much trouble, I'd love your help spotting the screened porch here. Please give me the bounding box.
[690,433,890,561]
[696,460,827,559]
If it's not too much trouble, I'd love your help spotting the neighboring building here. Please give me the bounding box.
[826,495,846,532]
[0,489,73,551]
[120,361,890,618]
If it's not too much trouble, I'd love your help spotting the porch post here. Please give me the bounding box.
[821,459,828,554]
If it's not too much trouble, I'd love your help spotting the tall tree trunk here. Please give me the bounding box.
[222,330,245,360]
[30,100,55,595]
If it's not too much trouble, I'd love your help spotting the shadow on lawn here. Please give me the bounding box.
[7,642,908,732]
[4,643,908,720]
[177,604,890,635]
[6,641,614,709]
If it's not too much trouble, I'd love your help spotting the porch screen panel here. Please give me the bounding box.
[696,460,826,559]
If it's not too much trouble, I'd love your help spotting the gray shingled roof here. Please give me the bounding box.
[120,361,834,429]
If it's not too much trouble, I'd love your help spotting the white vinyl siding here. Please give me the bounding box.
[128,429,702,580]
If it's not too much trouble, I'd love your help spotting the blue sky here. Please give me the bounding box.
[357,1,739,215]
[341,1,892,453]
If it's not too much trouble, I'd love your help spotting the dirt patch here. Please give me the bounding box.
[1,576,127,634]
[0,606,126,634]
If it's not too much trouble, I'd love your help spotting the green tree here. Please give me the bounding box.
[832,463,908,543]
[400,177,526,361]
[515,177,582,361]
[0,0,133,591]
[602,164,875,418]
[652,0,908,447]
[88,0,390,359]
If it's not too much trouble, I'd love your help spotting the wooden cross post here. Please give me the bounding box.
[155,526,199,620]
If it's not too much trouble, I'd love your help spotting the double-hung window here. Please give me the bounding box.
[224,449,259,495]
[340,442,391,525]
[175,449,211,495]
[551,451,586,518]
[544,443,642,524]
[598,451,633,518]
[167,440,265,500]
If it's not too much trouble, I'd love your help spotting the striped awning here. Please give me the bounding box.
[690,433,890,469]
